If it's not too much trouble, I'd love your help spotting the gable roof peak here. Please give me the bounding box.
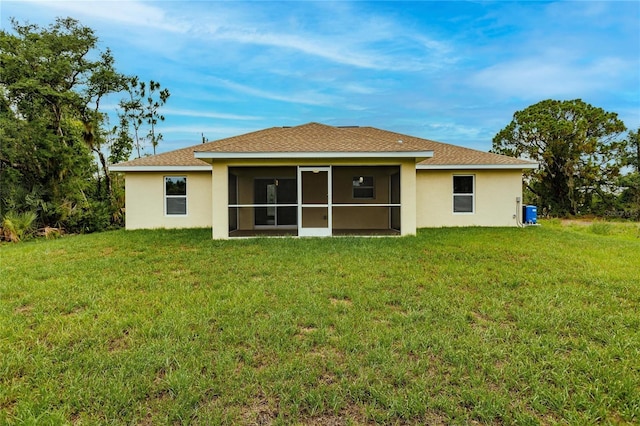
[193,122,433,154]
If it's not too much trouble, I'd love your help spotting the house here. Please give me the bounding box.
[110,122,537,239]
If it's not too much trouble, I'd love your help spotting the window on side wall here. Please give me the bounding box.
[353,176,375,199]
[453,175,474,213]
[165,176,187,215]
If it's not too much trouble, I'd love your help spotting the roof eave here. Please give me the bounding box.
[109,165,212,172]
[194,151,434,160]
[417,163,539,170]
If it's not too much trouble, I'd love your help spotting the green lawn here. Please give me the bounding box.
[1,223,639,425]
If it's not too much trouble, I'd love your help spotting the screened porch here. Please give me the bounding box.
[227,166,401,237]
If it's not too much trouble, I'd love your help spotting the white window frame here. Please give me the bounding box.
[453,175,474,214]
[165,176,187,216]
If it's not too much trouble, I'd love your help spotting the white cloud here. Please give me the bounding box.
[160,124,256,135]
[97,104,261,121]
[163,108,261,121]
[192,2,457,72]
[425,122,487,141]
[470,56,632,99]
[208,28,426,71]
[207,77,340,106]
[17,0,456,72]
[159,125,268,149]
[22,0,190,33]
[4,0,635,154]
[341,83,378,95]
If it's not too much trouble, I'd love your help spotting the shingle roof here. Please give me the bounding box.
[111,122,536,169]
[192,122,432,153]
[348,127,535,167]
[111,144,210,168]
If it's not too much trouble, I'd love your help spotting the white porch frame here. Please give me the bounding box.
[298,166,332,237]
[217,161,417,239]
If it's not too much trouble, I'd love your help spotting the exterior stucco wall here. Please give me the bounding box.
[123,166,523,232]
[123,171,212,230]
[400,161,417,235]
[211,164,228,239]
[416,169,522,227]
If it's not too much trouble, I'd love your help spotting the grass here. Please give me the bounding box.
[544,217,640,240]
[1,223,639,425]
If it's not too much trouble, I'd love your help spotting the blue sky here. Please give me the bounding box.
[2,0,639,154]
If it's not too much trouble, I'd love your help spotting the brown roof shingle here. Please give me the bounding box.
[193,122,432,153]
[111,145,209,168]
[112,122,536,168]
[348,127,534,166]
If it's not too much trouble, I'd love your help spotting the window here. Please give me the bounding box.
[453,175,474,213]
[165,176,187,215]
[352,176,375,199]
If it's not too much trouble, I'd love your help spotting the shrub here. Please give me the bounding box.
[589,222,612,235]
[39,226,63,239]
[1,211,38,242]
[61,200,113,234]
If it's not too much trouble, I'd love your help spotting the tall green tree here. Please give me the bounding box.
[1,18,96,224]
[622,128,640,172]
[107,115,134,165]
[119,78,170,157]
[144,80,170,155]
[492,99,627,216]
[617,128,640,215]
[120,77,146,158]
[80,48,127,199]
[0,17,133,231]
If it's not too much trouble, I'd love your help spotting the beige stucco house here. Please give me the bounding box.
[111,123,537,239]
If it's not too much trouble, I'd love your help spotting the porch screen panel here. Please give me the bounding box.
[277,207,297,225]
[302,207,328,227]
[298,167,331,237]
[229,173,238,231]
[254,177,297,226]
[390,172,400,231]
[254,179,275,225]
[302,171,328,204]
[331,166,401,233]
[277,179,297,203]
[229,173,238,204]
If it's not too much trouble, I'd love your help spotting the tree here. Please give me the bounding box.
[120,77,146,158]
[107,115,134,165]
[0,17,148,232]
[492,99,627,216]
[80,48,128,199]
[119,78,170,157]
[617,128,640,216]
[622,128,640,172]
[0,18,97,226]
[1,18,93,143]
[144,80,170,155]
